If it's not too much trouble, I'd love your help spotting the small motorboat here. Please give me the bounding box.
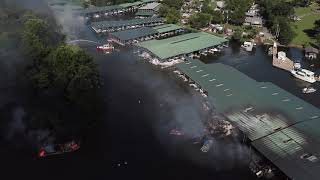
[96,43,114,54]
[170,129,184,136]
[302,87,317,94]
[38,140,80,158]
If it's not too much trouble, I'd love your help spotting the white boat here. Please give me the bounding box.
[302,87,317,94]
[242,41,255,52]
[291,68,316,83]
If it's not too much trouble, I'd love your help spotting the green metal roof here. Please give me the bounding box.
[136,32,227,59]
[82,0,157,14]
[82,5,122,14]
[91,17,163,29]
[135,11,154,16]
[119,1,144,8]
[152,24,183,34]
[175,58,320,180]
[110,27,157,41]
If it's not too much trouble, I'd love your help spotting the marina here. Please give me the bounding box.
[3,1,320,180]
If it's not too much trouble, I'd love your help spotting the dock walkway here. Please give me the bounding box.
[272,43,293,72]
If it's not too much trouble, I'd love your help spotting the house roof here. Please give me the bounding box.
[305,47,319,54]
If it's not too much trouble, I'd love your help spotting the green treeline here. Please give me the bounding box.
[0,6,102,137]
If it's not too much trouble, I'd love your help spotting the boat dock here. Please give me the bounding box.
[91,17,164,33]
[109,24,185,46]
[174,58,320,180]
[272,43,293,72]
[135,32,228,62]
[82,0,157,18]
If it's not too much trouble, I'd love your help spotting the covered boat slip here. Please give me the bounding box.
[175,58,320,180]
[109,24,184,45]
[82,0,158,16]
[91,17,164,33]
[109,27,158,45]
[136,32,227,60]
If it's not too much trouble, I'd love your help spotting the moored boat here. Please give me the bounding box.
[38,140,80,158]
[290,68,316,83]
[302,87,317,94]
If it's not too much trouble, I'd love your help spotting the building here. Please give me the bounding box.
[216,1,225,10]
[136,32,227,61]
[244,16,263,27]
[135,2,161,18]
[305,47,319,60]
[91,17,164,33]
[175,58,320,180]
[109,24,185,46]
[82,0,158,18]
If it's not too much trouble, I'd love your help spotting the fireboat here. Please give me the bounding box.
[96,43,114,54]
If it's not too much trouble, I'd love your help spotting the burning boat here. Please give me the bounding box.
[38,140,80,158]
[96,43,114,54]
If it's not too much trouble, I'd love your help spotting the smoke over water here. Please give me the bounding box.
[124,63,252,170]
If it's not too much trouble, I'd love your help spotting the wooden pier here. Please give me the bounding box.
[272,43,293,72]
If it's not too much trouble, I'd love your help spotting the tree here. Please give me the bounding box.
[211,11,224,24]
[314,20,320,32]
[189,13,211,29]
[165,8,181,24]
[272,16,295,45]
[30,45,101,103]
[225,0,253,25]
[162,0,184,10]
[232,28,243,41]
[315,33,320,47]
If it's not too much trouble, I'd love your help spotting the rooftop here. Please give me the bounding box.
[138,2,161,10]
[305,47,319,54]
[151,24,183,34]
[135,11,154,16]
[83,0,158,14]
[91,17,163,29]
[136,32,227,59]
[175,58,320,180]
[110,27,157,41]
[82,5,122,14]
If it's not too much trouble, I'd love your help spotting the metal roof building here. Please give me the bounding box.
[109,24,184,45]
[109,27,157,43]
[82,0,158,16]
[152,24,183,34]
[138,2,161,10]
[82,5,122,15]
[136,32,227,60]
[175,58,320,180]
[91,17,164,33]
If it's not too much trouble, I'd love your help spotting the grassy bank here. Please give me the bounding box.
[290,3,320,46]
